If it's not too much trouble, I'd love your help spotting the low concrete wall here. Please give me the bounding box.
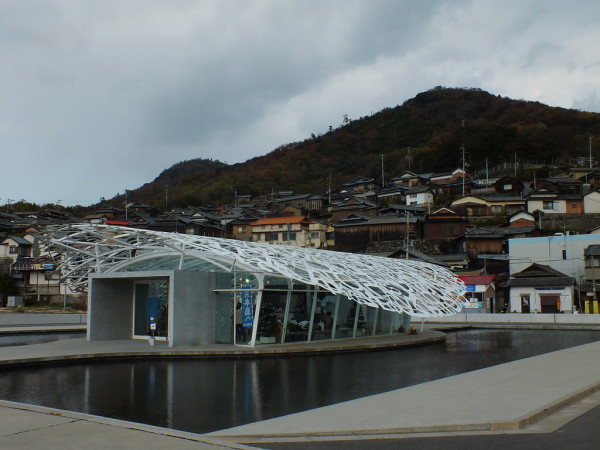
[0,313,87,326]
[421,313,600,326]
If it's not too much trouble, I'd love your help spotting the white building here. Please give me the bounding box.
[509,233,600,283]
[405,186,433,206]
[506,263,575,313]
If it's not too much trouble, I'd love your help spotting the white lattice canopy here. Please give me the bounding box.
[44,224,465,317]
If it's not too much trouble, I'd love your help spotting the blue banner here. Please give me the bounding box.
[148,296,159,319]
[241,286,253,328]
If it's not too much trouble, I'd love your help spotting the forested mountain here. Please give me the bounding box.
[116,87,600,208]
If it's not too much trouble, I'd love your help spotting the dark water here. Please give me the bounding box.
[0,329,598,434]
[0,331,85,347]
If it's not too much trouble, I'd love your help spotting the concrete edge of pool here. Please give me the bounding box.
[0,329,448,367]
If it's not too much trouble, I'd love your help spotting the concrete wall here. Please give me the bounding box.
[0,313,87,326]
[170,271,219,347]
[421,312,600,325]
[88,277,134,341]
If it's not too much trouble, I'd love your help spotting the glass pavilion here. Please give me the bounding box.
[45,224,465,347]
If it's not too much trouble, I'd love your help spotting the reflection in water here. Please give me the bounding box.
[0,329,598,434]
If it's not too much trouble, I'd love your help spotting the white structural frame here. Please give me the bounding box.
[44,224,465,317]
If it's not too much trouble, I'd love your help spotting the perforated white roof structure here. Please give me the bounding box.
[44,224,465,317]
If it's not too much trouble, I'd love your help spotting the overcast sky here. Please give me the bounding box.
[1,0,599,206]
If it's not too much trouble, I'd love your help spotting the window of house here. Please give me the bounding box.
[543,201,554,210]
[286,232,297,241]
[9,246,18,254]
[562,249,567,260]
[237,226,246,233]
[311,232,320,239]
[503,184,512,190]
[490,205,502,213]
[572,203,577,209]
[267,232,279,242]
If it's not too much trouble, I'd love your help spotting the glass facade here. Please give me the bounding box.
[116,254,412,346]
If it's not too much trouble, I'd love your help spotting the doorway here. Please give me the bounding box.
[520,294,530,313]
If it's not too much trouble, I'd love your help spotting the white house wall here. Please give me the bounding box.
[509,286,573,313]
[584,192,600,213]
[527,199,566,214]
[509,233,600,280]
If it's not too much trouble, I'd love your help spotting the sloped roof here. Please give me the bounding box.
[458,275,495,286]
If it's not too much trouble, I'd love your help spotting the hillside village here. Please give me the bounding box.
[5,160,600,316]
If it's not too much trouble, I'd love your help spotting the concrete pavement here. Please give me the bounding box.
[0,326,599,447]
[208,339,600,442]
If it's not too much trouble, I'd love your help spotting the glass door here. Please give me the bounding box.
[133,280,169,339]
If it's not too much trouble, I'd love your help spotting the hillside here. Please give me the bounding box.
[117,87,600,208]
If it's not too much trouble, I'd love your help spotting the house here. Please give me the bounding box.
[0,235,32,261]
[421,208,467,240]
[249,216,320,247]
[277,193,326,212]
[583,245,600,299]
[494,176,525,196]
[525,186,583,214]
[333,214,418,253]
[83,214,109,224]
[341,176,377,193]
[584,187,600,213]
[405,186,433,206]
[458,275,496,313]
[429,168,469,184]
[506,263,575,313]
[389,171,424,187]
[376,186,409,204]
[507,211,536,228]
[451,195,526,217]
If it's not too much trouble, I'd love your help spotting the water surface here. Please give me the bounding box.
[0,329,597,433]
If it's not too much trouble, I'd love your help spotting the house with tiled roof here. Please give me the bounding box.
[249,216,327,248]
[505,263,575,313]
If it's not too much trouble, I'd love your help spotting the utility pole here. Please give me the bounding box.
[405,212,410,260]
[124,190,128,220]
[380,154,385,188]
[165,183,168,213]
[406,147,411,171]
[590,136,594,168]
[328,174,332,204]
[461,120,466,197]
[461,145,466,197]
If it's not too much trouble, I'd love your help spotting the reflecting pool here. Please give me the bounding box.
[0,329,598,434]
[0,331,85,348]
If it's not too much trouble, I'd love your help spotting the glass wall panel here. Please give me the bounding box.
[311,293,337,341]
[284,292,309,343]
[334,296,356,339]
